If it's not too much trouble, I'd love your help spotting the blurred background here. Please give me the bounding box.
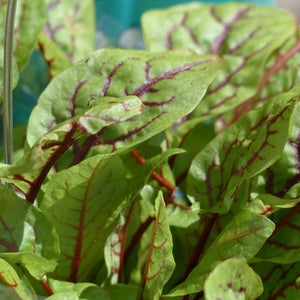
[278,0,300,20]
[1,0,300,144]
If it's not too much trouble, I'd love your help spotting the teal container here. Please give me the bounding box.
[95,0,275,29]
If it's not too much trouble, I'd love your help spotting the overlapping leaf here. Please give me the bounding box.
[0,183,60,280]
[187,88,299,213]
[204,258,263,300]
[167,209,274,297]
[0,95,143,199]
[142,2,297,119]
[142,192,175,300]
[253,262,300,300]
[39,154,128,282]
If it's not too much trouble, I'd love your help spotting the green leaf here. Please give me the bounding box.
[0,258,33,300]
[166,203,200,228]
[0,183,59,280]
[43,0,95,62]
[187,88,298,213]
[251,102,300,199]
[168,121,216,193]
[204,258,263,300]
[104,214,126,285]
[0,253,56,281]
[142,192,175,300]
[39,154,128,282]
[168,209,274,296]
[27,49,222,149]
[253,262,300,300]
[105,284,142,300]
[37,32,72,79]
[142,3,296,119]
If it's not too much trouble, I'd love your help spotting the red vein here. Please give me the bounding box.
[68,80,88,118]
[118,198,137,283]
[233,39,300,122]
[210,7,250,54]
[100,62,124,97]
[40,279,54,296]
[133,60,212,97]
[0,217,18,252]
[26,125,77,204]
[124,216,155,266]
[69,162,103,282]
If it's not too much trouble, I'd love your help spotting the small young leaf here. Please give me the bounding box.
[204,258,263,300]
[168,209,274,296]
[142,192,176,300]
[104,214,126,285]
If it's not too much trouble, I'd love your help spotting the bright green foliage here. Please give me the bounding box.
[204,258,263,300]
[1,1,300,300]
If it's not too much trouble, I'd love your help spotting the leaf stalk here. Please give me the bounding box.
[3,0,17,168]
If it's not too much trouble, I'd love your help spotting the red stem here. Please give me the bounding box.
[40,279,54,296]
[26,125,77,203]
[131,149,177,192]
[118,198,137,283]
[177,213,217,284]
[123,216,155,266]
